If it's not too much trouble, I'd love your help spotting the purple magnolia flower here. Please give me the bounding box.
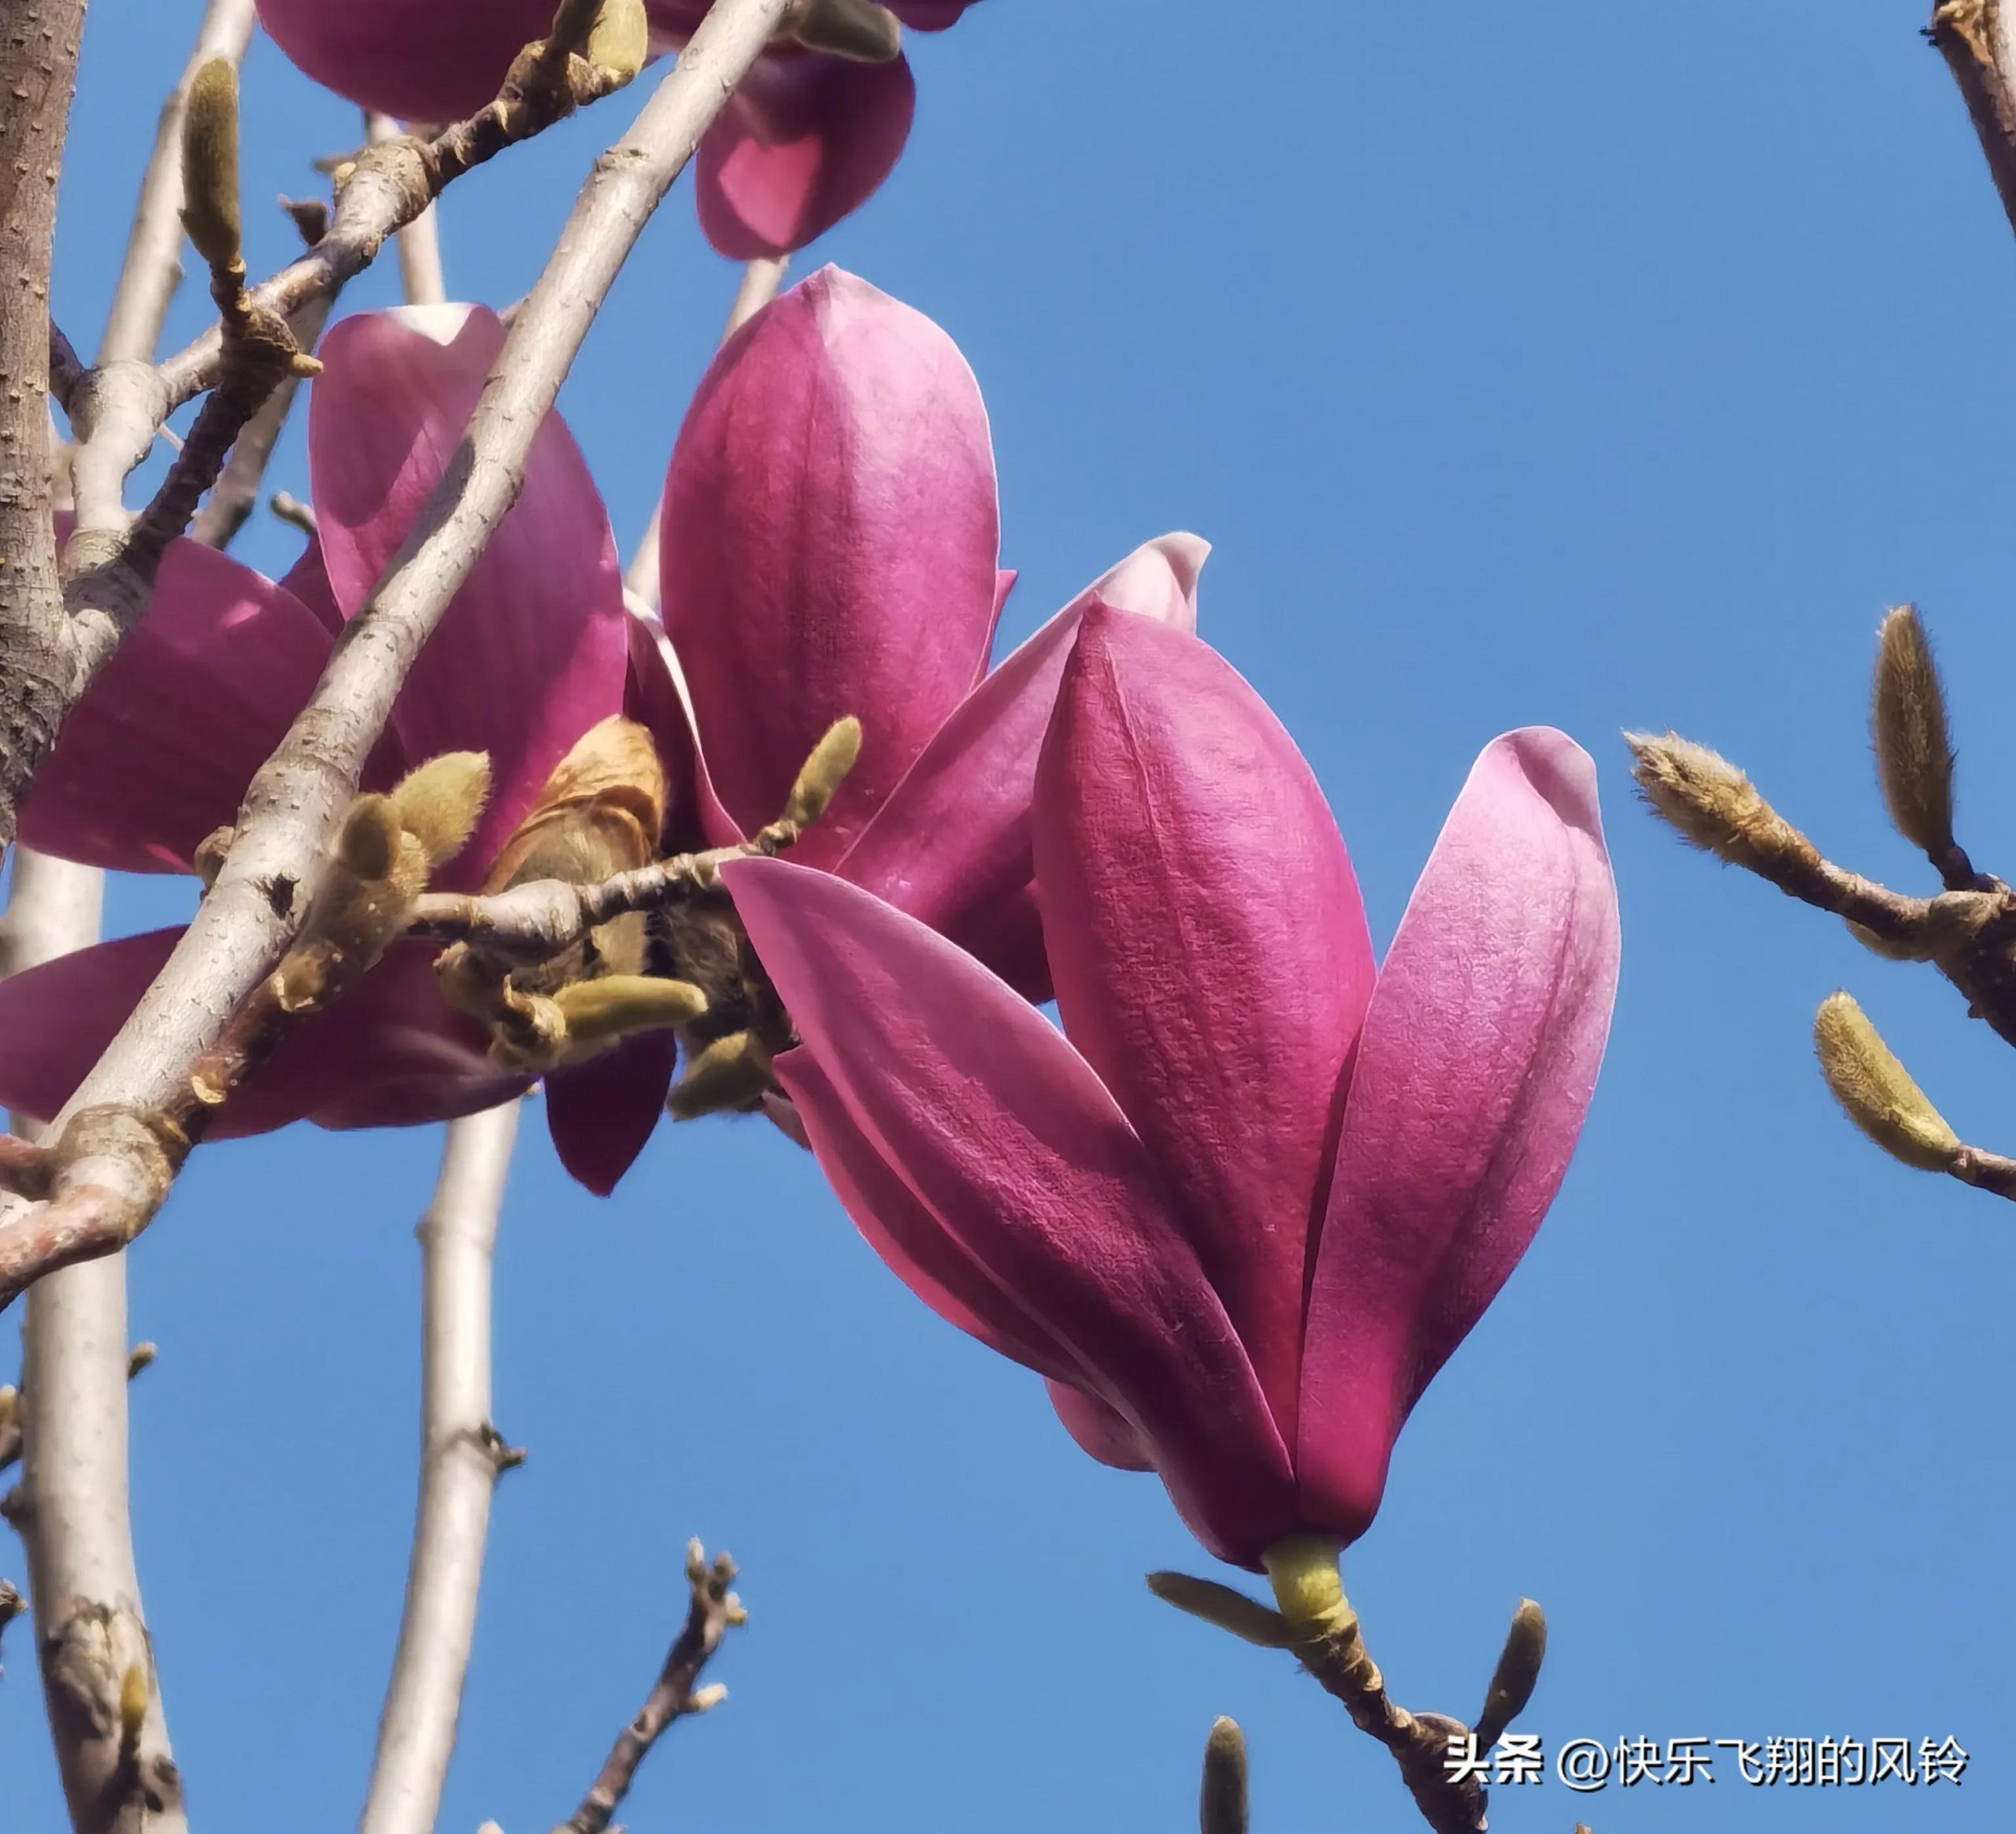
[0,303,666,1191]
[254,0,983,257]
[722,609,1621,1568]
[0,267,1197,1194]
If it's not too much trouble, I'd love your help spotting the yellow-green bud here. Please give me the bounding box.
[181,60,243,270]
[1813,991,1962,1173]
[782,716,862,829]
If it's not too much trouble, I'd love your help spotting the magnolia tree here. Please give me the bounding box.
[0,4,2003,1833]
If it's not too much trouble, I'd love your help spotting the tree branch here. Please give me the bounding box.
[0,852,184,1834]
[0,0,89,855]
[549,1542,744,1834]
[1929,2,2016,239]
[0,0,796,1313]
[359,1102,523,1834]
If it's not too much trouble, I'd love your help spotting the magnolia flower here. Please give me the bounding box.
[629,266,1203,1117]
[254,0,983,257]
[0,304,676,1193]
[722,609,1621,1569]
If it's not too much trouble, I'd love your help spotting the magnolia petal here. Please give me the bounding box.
[309,307,630,891]
[1297,730,1621,1544]
[661,269,999,865]
[277,536,346,636]
[1046,1377,1154,1473]
[781,1046,1080,1380]
[623,605,739,850]
[255,0,547,122]
[1035,611,1374,1440]
[0,932,514,1136]
[695,50,916,259]
[888,0,983,25]
[724,855,1295,1564]
[18,543,336,873]
[543,1032,676,1195]
[837,536,1206,999]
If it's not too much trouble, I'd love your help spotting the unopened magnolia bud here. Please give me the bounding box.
[782,717,863,830]
[1200,1718,1249,1834]
[389,751,492,867]
[1144,1572,1292,1648]
[0,1385,16,1431]
[1813,991,1961,1173]
[1474,1598,1547,1749]
[1624,732,1818,877]
[688,1682,729,1713]
[553,974,708,1049]
[181,59,243,270]
[788,0,903,62]
[1845,919,1929,961]
[127,1343,158,1379]
[338,795,403,882]
[1872,606,1956,856]
[586,0,649,82]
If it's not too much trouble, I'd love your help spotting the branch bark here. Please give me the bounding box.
[0,0,797,1307]
[1930,2,2016,239]
[0,852,183,1834]
[359,1102,522,1834]
[0,0,88,855]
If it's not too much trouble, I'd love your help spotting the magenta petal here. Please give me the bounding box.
[1047,1378,1154,1472]
[695,51,916,258]
[624,609,738,850]
[888,0,983,26]
[543,1032,677,1196]
[255,0,548,122]
[18,542,335,873]
[0,930,182,1126]
[1035,611,1374,1440]
[837,535,1206,999]
[309,307,629,889]
[781,1045,1080,1381]
[1297,730,1621,1544]
[242,944,526,1135]
[661,269,999,865]
[725,855,1295,1565]
[277,537,346,636]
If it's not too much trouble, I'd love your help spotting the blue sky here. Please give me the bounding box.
[6,2,2014,1829]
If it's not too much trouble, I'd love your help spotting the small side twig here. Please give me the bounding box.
[550,1541,745,1834]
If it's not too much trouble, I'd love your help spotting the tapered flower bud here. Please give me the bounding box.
[782,716,863,830]
[181,59,242,270]
[1813,991,1961,1172]
[1474,1599,1547,1749]
[1872,605,1955,856]
[118,1663,149,1744]
[788,0,904,62]
[388,750,491,867]
[1625,732,1818,876]
[1200,1719,1248,1834]
[668,1028,774,1118]
[335,795,406,884]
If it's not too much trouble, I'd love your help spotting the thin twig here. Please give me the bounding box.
[0,0,797,1314]
[622,253,788,609]
[359,1102,523,1834]
[550,1542,745,1834]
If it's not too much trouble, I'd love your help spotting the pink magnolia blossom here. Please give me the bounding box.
[0,303,669,1193]
[254,0,982,257]
[646,265,1205,1004]
[721,609,1621,1568]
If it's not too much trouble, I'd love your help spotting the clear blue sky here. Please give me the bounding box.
[6,2,2014,1829]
